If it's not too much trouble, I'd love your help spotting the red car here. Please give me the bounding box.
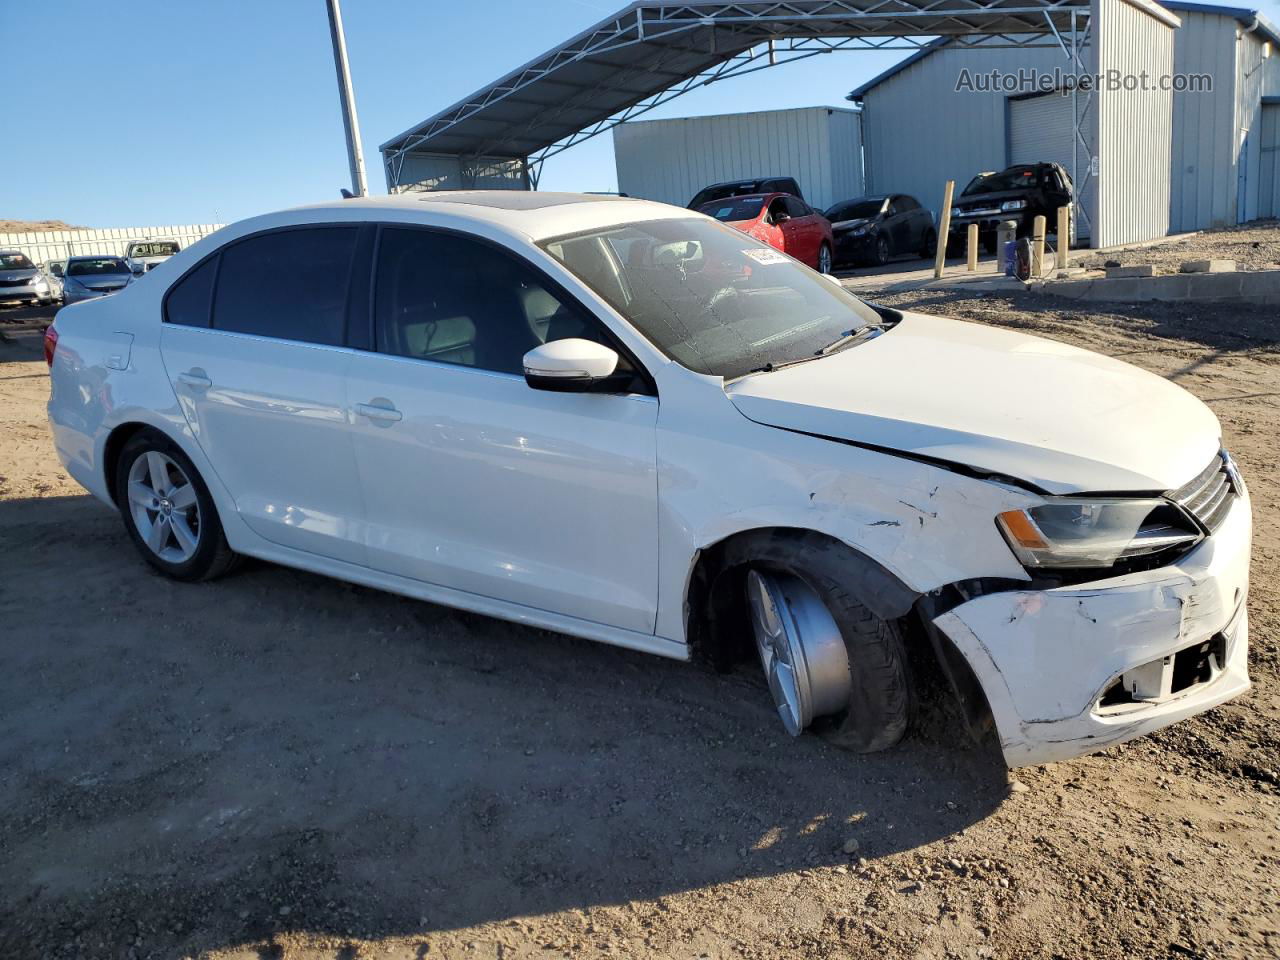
[697,192,834,273]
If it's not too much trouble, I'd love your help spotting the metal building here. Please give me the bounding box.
[379,0,1183,248]
[849,1,1280,237]
[613,106,863,211]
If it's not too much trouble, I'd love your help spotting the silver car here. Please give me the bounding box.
[0,250,57,306]
[60,256,134,306]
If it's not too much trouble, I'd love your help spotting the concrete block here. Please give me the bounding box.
[1055,268,1087,279]
[1105,265,1155,279]
[1180,259,1236,274]
[1185,272,1246,300]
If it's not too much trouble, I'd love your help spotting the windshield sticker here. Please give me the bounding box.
[743,247,789,265]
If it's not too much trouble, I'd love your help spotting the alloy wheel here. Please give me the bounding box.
[818,244,832,274]
[126,451,202,564]
[747,570,852,736]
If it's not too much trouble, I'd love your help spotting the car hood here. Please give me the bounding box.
[725,311,1220,495]
[68,273,131,287]
[954,189,1036,209]
[0,268,38,282]
[829,217,874,232]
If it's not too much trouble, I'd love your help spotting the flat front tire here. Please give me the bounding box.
[114,429,239,582]
[737,535,912,753]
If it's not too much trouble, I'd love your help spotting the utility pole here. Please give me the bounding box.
[325,0,368,197]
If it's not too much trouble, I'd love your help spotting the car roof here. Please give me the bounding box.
[276,191,693,243]
[67,254,126,261]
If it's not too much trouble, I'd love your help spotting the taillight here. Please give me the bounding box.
[43,325,58,367]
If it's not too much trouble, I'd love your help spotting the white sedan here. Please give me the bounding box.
[45,191,1251,767]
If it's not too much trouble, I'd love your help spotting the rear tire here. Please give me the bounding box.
[114,429,239,582]
[735,533,912,753]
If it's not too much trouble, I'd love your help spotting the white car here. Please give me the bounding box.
[45,192,1251,768]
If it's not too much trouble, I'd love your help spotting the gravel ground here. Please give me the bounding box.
[1071,220,1280,274]
[1,293,1278,960]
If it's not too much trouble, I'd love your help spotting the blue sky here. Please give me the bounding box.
[3,0,1278,227]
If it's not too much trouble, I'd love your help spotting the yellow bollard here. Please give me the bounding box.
[966,224,978,272]
[1032,215,1046,278]
[1057,206,1071,270]
[933,180,955,280]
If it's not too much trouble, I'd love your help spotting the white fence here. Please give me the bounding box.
[0,224,224,267]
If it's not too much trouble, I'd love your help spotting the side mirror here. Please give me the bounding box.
[131,264,145,275]
[773,211,791,223]
[523,338,619,392]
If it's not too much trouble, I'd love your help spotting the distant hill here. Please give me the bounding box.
[0,219,86,233]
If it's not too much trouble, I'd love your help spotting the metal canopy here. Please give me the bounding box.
[381,0,1098,190]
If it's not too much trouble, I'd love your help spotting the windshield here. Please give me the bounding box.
[697,196,769,222]
[825,199,886,221]
[542,217,881,381]
[688,182,758,208]
[128,241,180,258]
[67,258,130,276]
[962,166,1041,196]
[0,253,34,270]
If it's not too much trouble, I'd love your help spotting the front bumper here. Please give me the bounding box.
[948,212,1030,239]
[933,489,1252,767]
[833,232,877,261]
[0,281,52,302]
[62,286,121,305]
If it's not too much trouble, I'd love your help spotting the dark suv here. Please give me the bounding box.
[688,177,803,210]
[947,162,1073,253]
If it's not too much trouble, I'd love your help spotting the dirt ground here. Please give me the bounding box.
[2,288,1278,960]
[1071,220,1280,274]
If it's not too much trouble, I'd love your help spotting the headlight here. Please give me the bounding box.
[850,225,870,236]
[950,207,962,218]
[996,499,1201,570]
[1000,199,1027,212]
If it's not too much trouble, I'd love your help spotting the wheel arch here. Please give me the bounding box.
[102,421,155,507]
[683,526,920,670]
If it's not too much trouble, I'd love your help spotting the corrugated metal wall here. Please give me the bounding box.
[859,44,1068,218]
[1169,11,1238,231]
[1260,102,1280,218]
[613,106,863,211]
[1090,0,1175,248]
[0,225,224,268]
[1235,30,1280,222]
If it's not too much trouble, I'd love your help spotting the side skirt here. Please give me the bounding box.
[235,540,690,663]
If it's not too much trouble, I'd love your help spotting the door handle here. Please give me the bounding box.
[354,400,403,423]
[178,369,212,390]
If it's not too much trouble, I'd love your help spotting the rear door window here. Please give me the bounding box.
[211,227,358,345]
[164,256,218,328]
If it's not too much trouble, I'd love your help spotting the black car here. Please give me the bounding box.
[948,162,1073,253]
[824,194,936,267]
[687,176,803,210]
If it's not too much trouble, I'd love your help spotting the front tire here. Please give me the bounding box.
[872,235,890,267]
[740,536,912,753]
[918,228,937,259]
[817,242,833,275]
[114,429,238,582]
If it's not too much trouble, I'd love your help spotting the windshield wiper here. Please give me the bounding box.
[815,323,883,356]
[748,324,884,375]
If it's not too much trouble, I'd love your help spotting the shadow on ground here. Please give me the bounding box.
[0,494,1009,958]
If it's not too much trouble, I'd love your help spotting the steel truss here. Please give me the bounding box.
[382,0,1095,195]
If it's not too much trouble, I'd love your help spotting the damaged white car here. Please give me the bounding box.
[45,192,1251,767]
